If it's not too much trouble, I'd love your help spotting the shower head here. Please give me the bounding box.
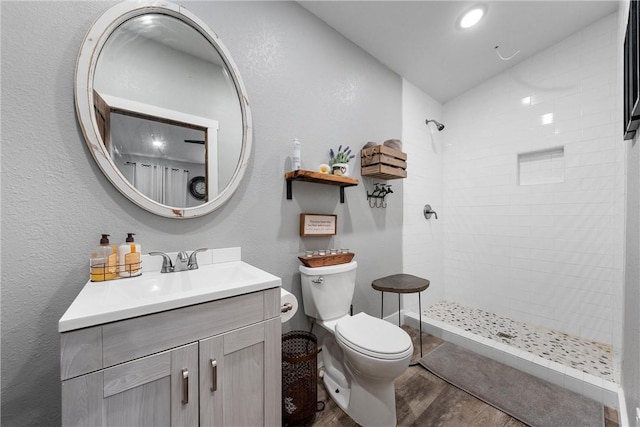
[425,119,445,131]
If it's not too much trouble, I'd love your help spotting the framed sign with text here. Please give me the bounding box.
[300,213,337,236]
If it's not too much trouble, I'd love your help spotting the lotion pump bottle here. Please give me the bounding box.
[90,234,117,282]
[119,233,142,277]
[292,138,301,170]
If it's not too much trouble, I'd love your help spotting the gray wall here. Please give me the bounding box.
[0,2,402,424]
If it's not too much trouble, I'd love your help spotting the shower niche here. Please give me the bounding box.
[518,147,565,186]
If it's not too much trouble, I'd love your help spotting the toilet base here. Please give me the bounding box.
[322,372,351,413]
[323,367,398,427]
[321,336,399,427]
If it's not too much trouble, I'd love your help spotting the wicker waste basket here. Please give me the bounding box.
[282,331,318,426]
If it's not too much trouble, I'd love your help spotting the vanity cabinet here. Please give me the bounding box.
[60,288,281,427]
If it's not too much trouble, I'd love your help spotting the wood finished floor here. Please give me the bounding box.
[310,326,620,427]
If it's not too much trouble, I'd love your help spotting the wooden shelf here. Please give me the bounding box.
[285,170,359,203]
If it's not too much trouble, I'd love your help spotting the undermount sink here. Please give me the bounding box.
[58,247,281,332]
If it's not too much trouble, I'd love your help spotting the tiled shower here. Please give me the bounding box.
[401,11,624,398]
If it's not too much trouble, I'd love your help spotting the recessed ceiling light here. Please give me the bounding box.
[459,6,486,29]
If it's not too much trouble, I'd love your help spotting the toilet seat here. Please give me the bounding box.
[335,313,413,360]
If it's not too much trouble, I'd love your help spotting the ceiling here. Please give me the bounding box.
[299,1,619,103]
[111,113,205,165]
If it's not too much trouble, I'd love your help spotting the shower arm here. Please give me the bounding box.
[425,119,445,131]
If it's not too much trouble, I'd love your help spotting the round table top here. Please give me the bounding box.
[371,274,430,293]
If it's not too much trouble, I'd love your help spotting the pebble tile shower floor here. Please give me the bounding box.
[423,301,615,383]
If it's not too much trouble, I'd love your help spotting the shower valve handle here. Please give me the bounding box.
[423,204,438,220]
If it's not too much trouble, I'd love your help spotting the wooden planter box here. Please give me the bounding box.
[361,145,407,179]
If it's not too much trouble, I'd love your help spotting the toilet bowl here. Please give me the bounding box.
[335,312,413,380]
[299,262,413,426]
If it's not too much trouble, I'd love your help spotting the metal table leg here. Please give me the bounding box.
[380,291,384,318]
[419,291,423,358]
[398,294,401,326]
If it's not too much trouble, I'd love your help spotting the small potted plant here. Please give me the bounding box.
[329,145,355,176]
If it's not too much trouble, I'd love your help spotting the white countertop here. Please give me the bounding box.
[59,248,281,332]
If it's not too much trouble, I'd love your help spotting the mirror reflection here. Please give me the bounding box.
[110,112,207,207]
[93,12,243,208]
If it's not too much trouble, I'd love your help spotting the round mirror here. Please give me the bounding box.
[75,1,252,218]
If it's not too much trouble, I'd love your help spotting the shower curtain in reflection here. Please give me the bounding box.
[134,163,163,202]
[164,168,188,207]
[128,162,188,206]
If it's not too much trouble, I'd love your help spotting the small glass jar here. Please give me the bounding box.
[318,250,326,256]
[330,249,338,255]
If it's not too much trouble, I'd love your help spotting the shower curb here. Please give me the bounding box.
[402,311,619,409]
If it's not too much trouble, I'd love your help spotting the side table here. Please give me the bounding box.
[371,274,430,358]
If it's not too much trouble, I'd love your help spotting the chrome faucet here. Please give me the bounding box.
[174,251,189,272]
[187,248,208,270]
[150,248,208,273]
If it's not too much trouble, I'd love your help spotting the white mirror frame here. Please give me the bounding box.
[75,1,252,219]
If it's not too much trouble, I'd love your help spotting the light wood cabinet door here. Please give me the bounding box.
[199,318,281,427]
[62,342,199,427]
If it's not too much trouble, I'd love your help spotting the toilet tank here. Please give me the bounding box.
[299,261,357,321]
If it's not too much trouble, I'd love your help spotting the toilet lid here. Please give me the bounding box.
[335,313,413,360]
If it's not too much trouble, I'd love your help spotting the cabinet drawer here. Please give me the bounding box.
[60,325,102,380]
[103,291,264,368]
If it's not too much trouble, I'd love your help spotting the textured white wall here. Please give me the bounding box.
[442,13,624,347]
[0,2,402,424]
[401,80,444,313]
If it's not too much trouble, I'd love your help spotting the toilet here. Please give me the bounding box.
[299,261,413,427]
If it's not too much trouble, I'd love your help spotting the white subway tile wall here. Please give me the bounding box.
[439,12,624,356]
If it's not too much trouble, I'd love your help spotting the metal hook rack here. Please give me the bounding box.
[367,183,393,208]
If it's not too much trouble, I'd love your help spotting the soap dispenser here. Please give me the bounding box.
[119,233,142,277]
[90,234,117,282]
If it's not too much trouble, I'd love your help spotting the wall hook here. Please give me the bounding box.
[423,204,438,220]
[367,183,393,208]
